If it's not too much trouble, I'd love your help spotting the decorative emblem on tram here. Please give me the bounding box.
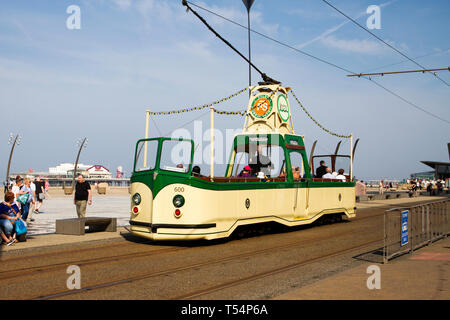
[277,94,290,122]
[251,95,273,119]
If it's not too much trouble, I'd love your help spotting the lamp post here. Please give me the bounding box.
[70,137,88,191]
[242,0,255,92]
[6,133,21,191]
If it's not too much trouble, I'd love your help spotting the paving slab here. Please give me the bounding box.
[273,236,450,300]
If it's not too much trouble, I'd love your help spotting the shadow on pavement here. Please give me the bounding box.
[353,246,384,264]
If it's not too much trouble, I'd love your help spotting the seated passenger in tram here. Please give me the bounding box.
[292,167,301,180]
[322,167,334,179]
[315,160,327,178]
[257,171,268,181]
[191,166,202,177]
[335,169,346,181]
[238,165,252,177]
[279,167,287,178]
[249,145,272,177]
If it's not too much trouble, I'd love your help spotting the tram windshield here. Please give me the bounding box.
[134,138,193,173]
[159,139,192,173]
[134,139,158,172]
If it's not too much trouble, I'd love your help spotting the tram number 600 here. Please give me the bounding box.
[174,187,184,193]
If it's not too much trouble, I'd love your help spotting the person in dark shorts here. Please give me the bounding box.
[74,174,92,218]
[33,176,45,214]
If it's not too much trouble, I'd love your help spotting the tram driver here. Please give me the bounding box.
[249,145,273,177]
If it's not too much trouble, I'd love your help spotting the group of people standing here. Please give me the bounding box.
[407,178,446,196]
[0,176,48,246]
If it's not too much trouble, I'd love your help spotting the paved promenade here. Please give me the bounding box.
[274,236,450,300]
[25,196,130,235]
[0,187,130,236]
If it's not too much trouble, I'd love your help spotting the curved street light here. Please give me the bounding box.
[68,137,88,193]
[6,133,21,190]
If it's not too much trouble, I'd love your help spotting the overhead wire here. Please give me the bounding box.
[321,0,450,87]
[186,1,450,125]
[362,48,450,73]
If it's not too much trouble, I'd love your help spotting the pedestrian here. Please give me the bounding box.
[379,180,384,195]
[74,174,92,218]
[11,176,23,202]
[19,178,34,222]
[44,179,50,198]
[33,177,45,214]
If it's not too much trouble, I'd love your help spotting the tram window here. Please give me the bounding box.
[232,151,249,176]
[289,152,304,179]
[268,145,285,177]
[159,140,192,173]
[135,140,158,172]
[231,144,285,178]
[335,157,350,176]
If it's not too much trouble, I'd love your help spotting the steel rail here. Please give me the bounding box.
[31,223,376,300]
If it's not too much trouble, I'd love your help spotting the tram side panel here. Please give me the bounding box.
[307,184,356,219]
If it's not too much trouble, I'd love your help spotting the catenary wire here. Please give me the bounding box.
[186,1,450,125]
[321,0,450,87]
[362,48,450,73]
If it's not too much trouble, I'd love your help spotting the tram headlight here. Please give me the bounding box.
[173,194,185,208]
[132,193,142,206]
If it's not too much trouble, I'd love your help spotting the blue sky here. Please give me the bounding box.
[1,0,449,180]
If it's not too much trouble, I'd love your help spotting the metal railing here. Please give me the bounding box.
[383,199,450,263]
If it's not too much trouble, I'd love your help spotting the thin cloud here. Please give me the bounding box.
[296,0,398,50]
[320,35,385,54]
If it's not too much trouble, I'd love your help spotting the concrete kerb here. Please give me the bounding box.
[0,227,131,257]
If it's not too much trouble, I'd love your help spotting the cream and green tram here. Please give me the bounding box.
[129,133,356,241]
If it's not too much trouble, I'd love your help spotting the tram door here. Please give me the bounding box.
[285,135,311,219]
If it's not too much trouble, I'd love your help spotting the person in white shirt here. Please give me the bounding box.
[11,176,22,202]
[322,167,334,179]
[335,169,346,181]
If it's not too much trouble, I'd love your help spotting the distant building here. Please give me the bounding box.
[86,165,112,179]
[411,143,450,180]
[49,163,90,176]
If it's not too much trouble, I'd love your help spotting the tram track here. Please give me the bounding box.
[3,200,430,299]
[1,207,386,283]
[0,236,152,264]
[172,238,383,300]
[0,245,185,281]
[31,226,381,300]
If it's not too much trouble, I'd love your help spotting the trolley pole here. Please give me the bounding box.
[144,110,150,168]
[210,106,214,180]
[242,0,255,95]
[350,133,353,181]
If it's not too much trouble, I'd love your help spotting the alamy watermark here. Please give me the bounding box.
[366,5,381,30]
[66,265,81,290]
[366,265,381,290]
[66,5,81,30]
